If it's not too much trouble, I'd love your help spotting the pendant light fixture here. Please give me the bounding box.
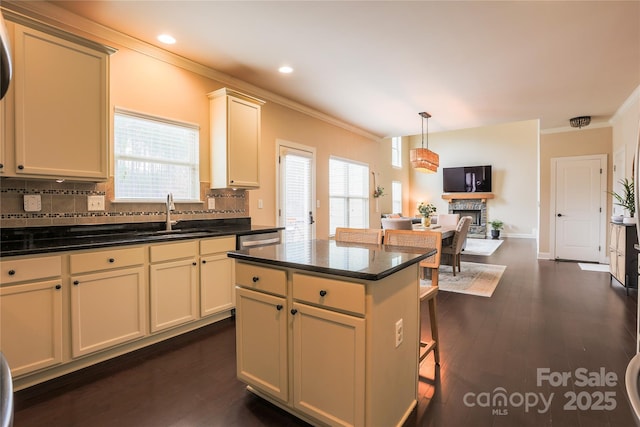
[410,112,439,173]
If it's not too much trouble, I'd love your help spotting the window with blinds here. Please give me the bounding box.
[329,157,369,235]
[114,108,200,201]
[281,148,313,243]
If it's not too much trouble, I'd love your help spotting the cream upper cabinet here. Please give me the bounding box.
[0,255,63,377]
[209,88,264,189]
[10,22,111,181]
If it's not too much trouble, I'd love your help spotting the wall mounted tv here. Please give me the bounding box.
[442,165,492,193]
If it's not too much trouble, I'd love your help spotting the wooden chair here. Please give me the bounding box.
[384,229,441,365]
[381,218,413,230]
[335,227,383,244]
[441,216,472,276]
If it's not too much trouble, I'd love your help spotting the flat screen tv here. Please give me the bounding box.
[442,165,492,193]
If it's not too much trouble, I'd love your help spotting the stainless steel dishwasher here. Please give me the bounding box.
[236,230,282,249]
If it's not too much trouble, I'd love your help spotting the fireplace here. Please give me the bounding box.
[448,199,487,238]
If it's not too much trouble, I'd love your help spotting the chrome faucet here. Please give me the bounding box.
[166,193,175,231]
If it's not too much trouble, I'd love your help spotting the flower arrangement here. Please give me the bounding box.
[373,185,385,198]
[417,202,436,218]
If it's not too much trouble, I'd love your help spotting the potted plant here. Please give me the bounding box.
[489,220,504,239]
[417,202,437,227]
[610,178,635,223]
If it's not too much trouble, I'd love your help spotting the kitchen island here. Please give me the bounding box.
[228,239,436,427]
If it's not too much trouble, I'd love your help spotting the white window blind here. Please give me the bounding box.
[391,136,402,168]
[114,108,200,201]
[281,148,313,243]
[329,157,369,235]
[392,181,402,214]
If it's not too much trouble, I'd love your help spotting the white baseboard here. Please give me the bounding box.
[537,252,552,260]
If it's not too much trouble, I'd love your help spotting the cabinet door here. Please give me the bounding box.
[71,267,146,357]
[0,280,63,376]
[227,95,260,188]
[235,287,287,402]
[200,253,234,317]
[150,258,198,332]
[292,302,365,427]
[13,24,109,180]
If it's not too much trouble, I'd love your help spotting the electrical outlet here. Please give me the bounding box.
[24,195,42,212]
[207,197,216,210]
[258,199,263,209]
[87,195,105,211]
[395,318,403,348]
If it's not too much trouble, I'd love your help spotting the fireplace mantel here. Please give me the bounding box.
[442,193,495,203]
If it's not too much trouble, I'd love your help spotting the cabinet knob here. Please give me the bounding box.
[192,262,197,266]
[7,269,15,276]
[290,309,298,315]
[55,284,62,290]
[252,276,259,282]
[73,280,79,285]
[557,213,563,217]
[108,258,115,263]
[17,165,24,170]
[319,290,327,297]
[202,260,207,264]
[0,163,3,169]
[276,304,283,311]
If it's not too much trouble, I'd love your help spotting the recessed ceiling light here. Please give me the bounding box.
[157,34,176,45]
[278,65,294,74]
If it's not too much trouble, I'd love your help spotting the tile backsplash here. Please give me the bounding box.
[0,177,249,228]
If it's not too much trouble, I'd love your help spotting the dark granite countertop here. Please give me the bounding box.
[228,239,436,281]
[1,218,283,257]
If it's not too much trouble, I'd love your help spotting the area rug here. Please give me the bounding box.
[435,262,506,297]
[578,263,610,272]
[462,238,504,256]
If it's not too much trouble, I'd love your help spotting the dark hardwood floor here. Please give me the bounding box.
[13,238,638,427]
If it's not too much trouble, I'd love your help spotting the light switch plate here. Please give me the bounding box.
[207,197,216,210]
[87,195,105,211]
[24,194,42,212]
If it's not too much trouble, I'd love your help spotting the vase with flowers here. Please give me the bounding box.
[417,202,437,227]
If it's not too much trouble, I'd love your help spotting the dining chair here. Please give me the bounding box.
[381,218,413,230]
[441,216,472,276]
[384,229,441,365]
[437,213,460,228]
[334,227,383,244]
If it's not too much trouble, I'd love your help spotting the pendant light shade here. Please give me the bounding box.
[410,112,439,173]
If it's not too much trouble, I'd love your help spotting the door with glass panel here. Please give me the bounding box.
[278,142,315,243]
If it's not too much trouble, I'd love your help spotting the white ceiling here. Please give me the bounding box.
[50,1,640,138]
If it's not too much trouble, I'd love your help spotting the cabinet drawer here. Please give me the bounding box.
[292,273,365,316]
[236,262,286,297]
[1,255,62,284]
[200,236,236,255]
[70,247,145,274]
[150,241,198,263]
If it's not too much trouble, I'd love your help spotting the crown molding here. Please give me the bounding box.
[1,0,382,142]
[610,84,640,125]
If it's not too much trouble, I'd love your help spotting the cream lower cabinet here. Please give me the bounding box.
[200,236,236,317]
[0,255,63,376]
[70,247,146,357]
[149,241,199,332]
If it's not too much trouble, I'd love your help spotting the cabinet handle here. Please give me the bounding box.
[108,258,115,263]
[276,304,283,311]
[55,284,61,290]
[17,165,24,170]
[0,163,3,169]
[192,262,197,266]
[290,309,298,315]
[73,280,79,285]
[252,276,259,282]
[202,260,207,264]
[319,290,327,297]
[7,269,15,276]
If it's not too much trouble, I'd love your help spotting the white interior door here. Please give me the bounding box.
[278,142,316,243]
[553,155,606,262]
